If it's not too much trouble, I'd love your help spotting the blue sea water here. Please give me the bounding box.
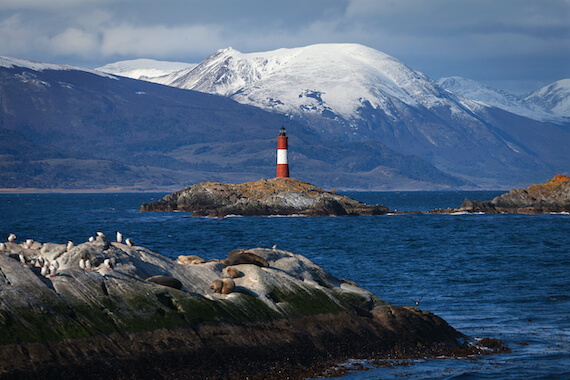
[1,191,569,379]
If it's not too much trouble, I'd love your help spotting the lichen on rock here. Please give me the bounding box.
[140,177,391,217]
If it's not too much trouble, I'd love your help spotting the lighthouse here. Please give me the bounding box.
[276,127,289,178]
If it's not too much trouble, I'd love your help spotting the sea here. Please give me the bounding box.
[1,191,569,379]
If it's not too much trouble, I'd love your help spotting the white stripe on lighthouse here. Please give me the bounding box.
[277,149,288,165]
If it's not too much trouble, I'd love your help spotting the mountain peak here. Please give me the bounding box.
[524,79,570,117]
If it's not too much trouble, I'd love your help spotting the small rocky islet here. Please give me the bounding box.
[0,231,505,379]
[434,174,570,214]
[139,177,390,217]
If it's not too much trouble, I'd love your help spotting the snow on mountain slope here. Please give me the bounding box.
[524,79,570,118]
[161,44,478,124]
[95,59,195,80]
[0,56,116,79]
[437,76,565,122]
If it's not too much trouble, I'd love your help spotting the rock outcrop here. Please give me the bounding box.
[139,177,390,217]
[0,234,500,379]
[456,175,570,214]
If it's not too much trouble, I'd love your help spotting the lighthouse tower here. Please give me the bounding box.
[276,127,289,178]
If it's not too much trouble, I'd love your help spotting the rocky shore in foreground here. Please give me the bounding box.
[0,233,504,379]
[140,177,390,217]
[432,174,570,214]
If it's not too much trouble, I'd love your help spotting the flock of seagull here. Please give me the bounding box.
[0,231,131,278]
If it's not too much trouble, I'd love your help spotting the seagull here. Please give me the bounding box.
[116,231,123,244]
[125,238,133,247]
[79,258,85,270]
[66,240,74,252]
[7,234,16,242]
[411,296,424,306]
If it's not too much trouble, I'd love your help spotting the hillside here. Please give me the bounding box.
[0,56,465,191]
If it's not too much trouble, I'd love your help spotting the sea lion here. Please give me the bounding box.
[222,249,269,267]
[177,255,206,265]
[223,266,241,278]
[210,278,235,294]
[146,275,183,290]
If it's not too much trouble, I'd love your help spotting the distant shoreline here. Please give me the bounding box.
[0,187,174,194]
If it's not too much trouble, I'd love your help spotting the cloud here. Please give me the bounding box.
[100,23,226,58]
[0,0,567,93]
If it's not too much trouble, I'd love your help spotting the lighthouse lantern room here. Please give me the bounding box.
[276,127,290,178]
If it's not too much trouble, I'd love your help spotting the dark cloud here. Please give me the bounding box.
[0,0,568,93]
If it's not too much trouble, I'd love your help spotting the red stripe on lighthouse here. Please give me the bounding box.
[276,128,289,178]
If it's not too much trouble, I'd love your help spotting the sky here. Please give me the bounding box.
[0,0,568,94]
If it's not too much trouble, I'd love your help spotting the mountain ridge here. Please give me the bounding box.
[148,43,570,188]
[0,55,467,191]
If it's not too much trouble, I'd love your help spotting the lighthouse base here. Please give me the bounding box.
[276,164,289,178]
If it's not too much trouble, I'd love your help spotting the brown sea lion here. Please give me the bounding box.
[222,249,269,267]
[177,255,206,265]
[223,266,241,278]
[210,278,235,294]
[145,275,183,290]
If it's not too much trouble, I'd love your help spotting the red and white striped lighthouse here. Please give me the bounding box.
[276,127,289,178]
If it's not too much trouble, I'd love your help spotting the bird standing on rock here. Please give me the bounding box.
[126,238,133,247]
[116,231,123,244]
[66,240,74,252]
[0,243,5,253]
[7,234,16,242]
[85,260,92,271]
[79,259,85,270]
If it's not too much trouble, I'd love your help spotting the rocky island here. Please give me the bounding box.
[451,174,570,214]
[140,177,390,217]
[0,233,503,379]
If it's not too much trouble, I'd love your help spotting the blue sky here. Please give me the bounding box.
[0,0,568,94]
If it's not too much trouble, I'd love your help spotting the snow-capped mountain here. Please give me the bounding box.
[95,59,195,80]
[1,54,468,190]
[437,76,564,122]
[161,44,479,126]
[524,79,570,118]
[150,43,570,187]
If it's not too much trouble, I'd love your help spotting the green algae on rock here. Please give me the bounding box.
[0,234,504,379]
